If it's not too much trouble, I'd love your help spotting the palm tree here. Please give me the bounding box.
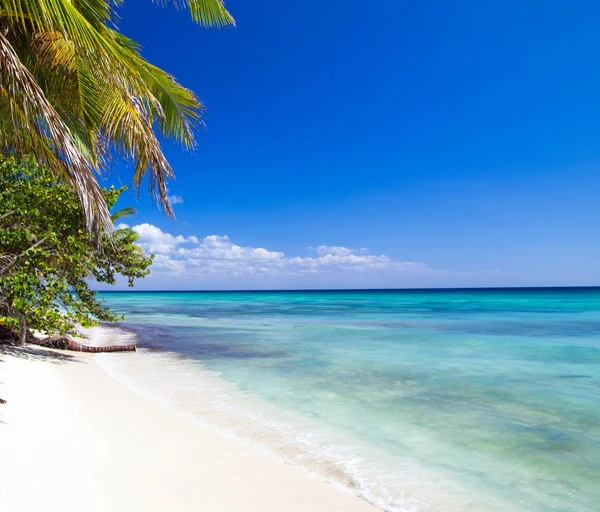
[0,0,234,234]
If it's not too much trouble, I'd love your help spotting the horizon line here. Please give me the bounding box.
[95,285,600,293]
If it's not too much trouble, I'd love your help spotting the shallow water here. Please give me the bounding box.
[94,288,600,511]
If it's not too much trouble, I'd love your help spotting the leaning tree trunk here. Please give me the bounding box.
[65,339,136,352]
[34,335,136,352]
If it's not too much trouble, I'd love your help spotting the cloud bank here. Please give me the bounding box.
[116,223,433,289]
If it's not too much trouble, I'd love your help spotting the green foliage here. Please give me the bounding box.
[0,155,153,336]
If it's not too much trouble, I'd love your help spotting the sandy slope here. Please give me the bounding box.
[0,348,379,512]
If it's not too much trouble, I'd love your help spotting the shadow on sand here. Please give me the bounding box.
[0,343,82,364]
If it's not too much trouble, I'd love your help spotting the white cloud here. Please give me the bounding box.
[168,194,184,205]
[315,245,355,257]
[175,235,285,262]
[129,224,430,283]
[315,246,371,257]
[133,223,198,254]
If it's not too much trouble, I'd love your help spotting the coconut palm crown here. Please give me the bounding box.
[0,0,234,234]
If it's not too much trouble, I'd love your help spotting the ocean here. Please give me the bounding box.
[92,288,600,512]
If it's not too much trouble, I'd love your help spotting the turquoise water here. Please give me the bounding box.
[96,288,600,511]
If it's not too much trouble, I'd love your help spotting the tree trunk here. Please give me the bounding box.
[0,358,5,403]
[19,316,26,345]
[34,334,136,352]
[66,339,136,352]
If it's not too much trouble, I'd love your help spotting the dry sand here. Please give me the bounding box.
[0,348,379,512]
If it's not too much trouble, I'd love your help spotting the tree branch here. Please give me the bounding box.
[0,210,14,223]
[0,237,46,277]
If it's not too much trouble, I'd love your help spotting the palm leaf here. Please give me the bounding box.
[154,0,235,27]
[111,206,137,221]
[0,32,111,233]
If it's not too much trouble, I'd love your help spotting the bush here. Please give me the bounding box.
[0,155,153,340]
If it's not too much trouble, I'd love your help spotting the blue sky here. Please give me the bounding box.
[104,0,600,289]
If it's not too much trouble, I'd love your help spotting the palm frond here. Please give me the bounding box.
[153,0,235,27]
[100,86,174,217]
[0,32,111,233]
[111,206,136,221]
[106,29,202,147]
[137,60,202,148]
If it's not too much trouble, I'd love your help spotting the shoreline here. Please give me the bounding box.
[0,347,379,512]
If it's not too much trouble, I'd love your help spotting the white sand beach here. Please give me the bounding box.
[0,348,379,512]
